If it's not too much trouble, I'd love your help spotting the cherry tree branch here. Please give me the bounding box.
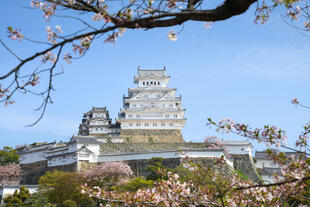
[235,175,310,190]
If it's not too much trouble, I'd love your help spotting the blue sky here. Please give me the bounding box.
[0,0,309,150]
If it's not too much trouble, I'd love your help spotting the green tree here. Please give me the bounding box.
[38,170,95,207]
[4,186,30,207]
[62,200,77,207]
[114,177,154,192]
[22,193,56,207]
[146,157,167,181]
[0,146,19,165]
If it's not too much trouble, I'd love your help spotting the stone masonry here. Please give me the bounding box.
[120,129,184,142]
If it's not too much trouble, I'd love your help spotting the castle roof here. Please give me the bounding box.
[128,86,176,92]
[91,107,108,112]
[222,140,252,147]
[137,67,166,78]
[70,136,102,144]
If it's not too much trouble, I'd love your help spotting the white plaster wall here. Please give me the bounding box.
[47,154,77,167]
[77,144,100,155]
[121,121,184,129]
[89,127,110,134]
[19,150,46,164]
[98,150,232,167]
[138,79,167,87]
[125,112,184,120]
[255,159,279,169]
[1,186,38,197]
[93,113,106,118]
[223,145,251,155]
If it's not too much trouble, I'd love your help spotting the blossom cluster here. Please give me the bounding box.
[207,117,287,148]
[7,27,24,41]
[0,163,21,185]
[46,25,63,44]
[30,0,56,19]
[41,51,57,63]
[83,161,133,182]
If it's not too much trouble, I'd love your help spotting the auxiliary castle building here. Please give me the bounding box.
[117,68,186,142]
[78,107,121,138]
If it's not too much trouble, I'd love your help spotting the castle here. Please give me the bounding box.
[17,67,261,184]
[78,67,185,142]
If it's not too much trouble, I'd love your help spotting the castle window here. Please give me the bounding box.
[158,82,160,85]
[147,82,149,85]
[151,82,153,84]
[144,123,149,127]
[133,104,136,108]
[143,82,145,85]
[136,123,140,127]
[169,123,173,127]
[169,104,173,108]
[136,114,141,118]
[79,154,89,158]
[129,123,132,127]
[161,123,165,127]
[128,114,132,118]
[153,123,157,127]
[174,114,178,118]
[165,114,169,118]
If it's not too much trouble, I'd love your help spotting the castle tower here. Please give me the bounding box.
[79,107,120,138]
[116,67,186,142]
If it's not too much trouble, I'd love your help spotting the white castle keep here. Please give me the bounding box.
[117,67,186,142]
[117,67,186,130]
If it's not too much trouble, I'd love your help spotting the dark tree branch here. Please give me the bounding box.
[235,175,310,190]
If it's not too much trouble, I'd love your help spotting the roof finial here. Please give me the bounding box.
[137,65,140,70]
[163,65,166,71]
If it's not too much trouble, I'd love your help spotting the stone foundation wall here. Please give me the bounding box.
[20,161,48,185]
[100,142,211,154]
[120,129,184,142]
[127,158,181,177]
[21,161,78,184]
[20,155,260,184]
[77,157,234,178]
[231,154,262,183]
[78,161,97,172]
[47,162,77,173]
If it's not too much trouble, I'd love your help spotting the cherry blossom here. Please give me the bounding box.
[167,30,177,41]
[7,27,24,41]
[0,163,21,185]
